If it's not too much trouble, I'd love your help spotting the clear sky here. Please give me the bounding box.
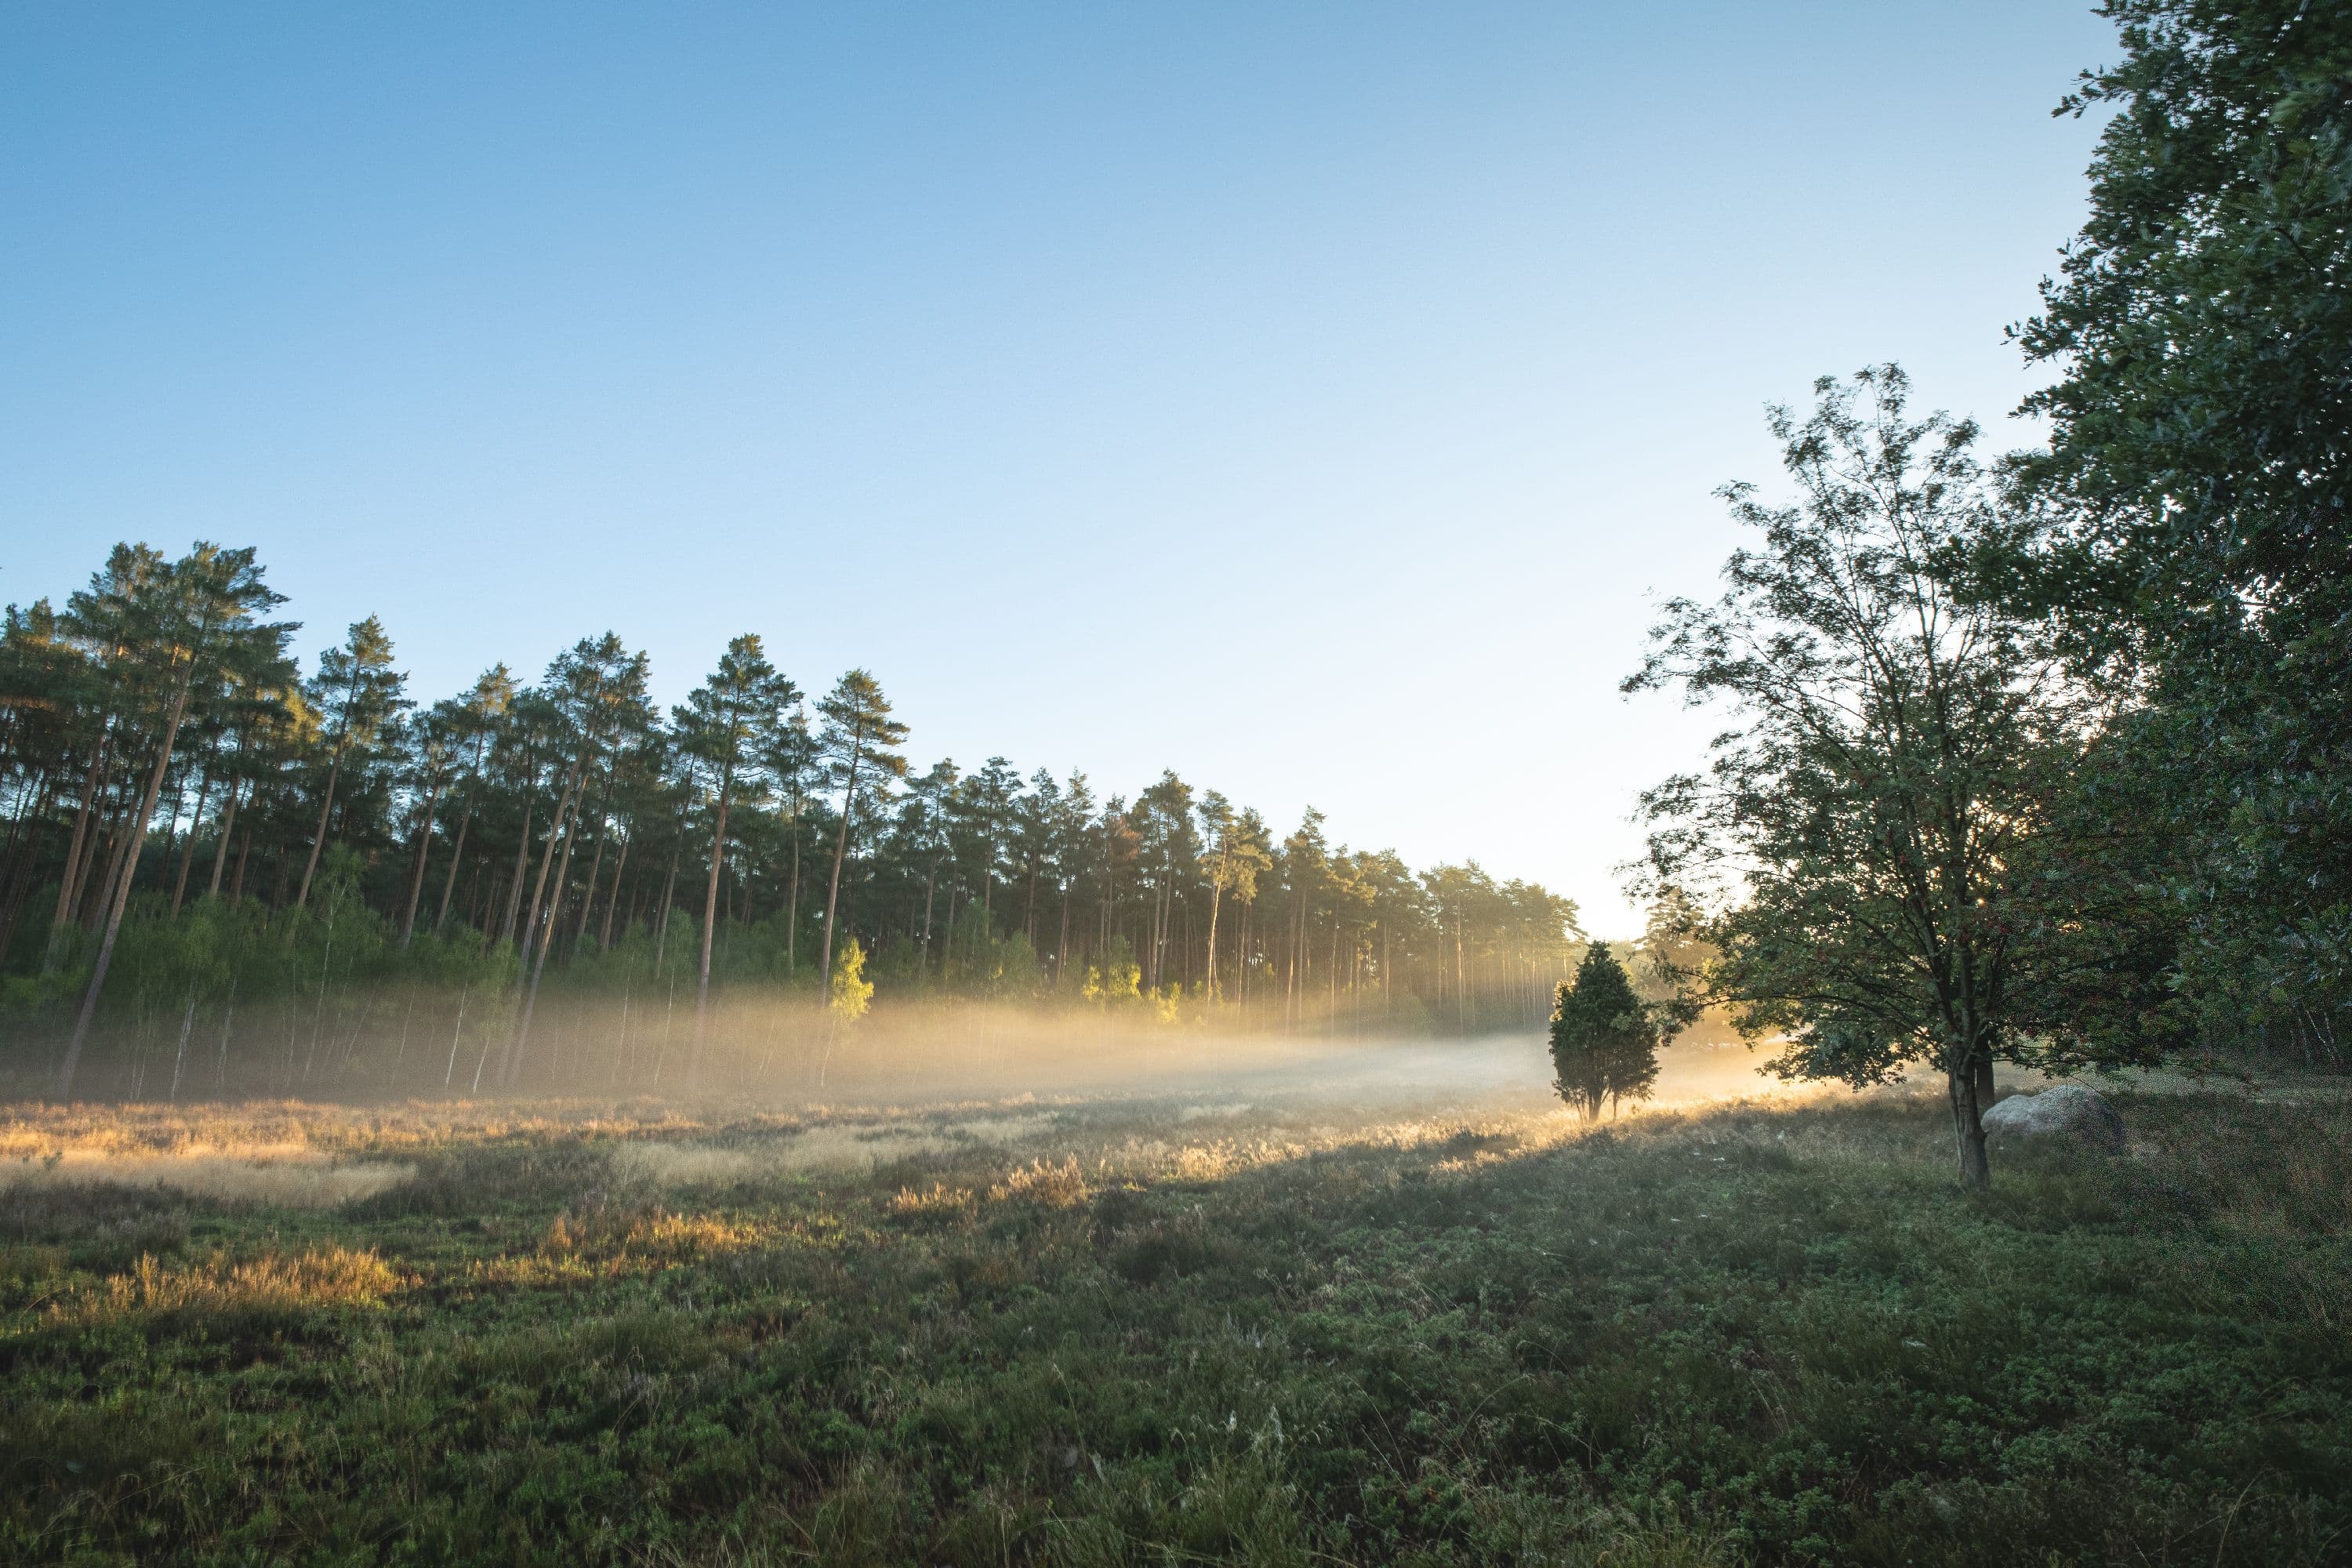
[3,2,2114,934]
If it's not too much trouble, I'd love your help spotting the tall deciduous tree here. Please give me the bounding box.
[2009,0,2352,1063]
[1627,368,2095,1189]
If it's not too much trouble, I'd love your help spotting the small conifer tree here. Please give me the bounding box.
[1549,942,1664,1120]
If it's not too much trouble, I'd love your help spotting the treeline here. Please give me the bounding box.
[1626,0,2350,1187]
[0,554,1580,1096]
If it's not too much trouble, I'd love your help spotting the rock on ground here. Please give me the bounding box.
[1982,1084,2125,1153]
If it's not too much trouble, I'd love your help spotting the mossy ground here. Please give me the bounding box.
[0,1078,2343,1566]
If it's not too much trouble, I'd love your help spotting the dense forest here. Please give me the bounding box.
[0,570,1583,1096]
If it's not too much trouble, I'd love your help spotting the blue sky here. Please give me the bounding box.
[2,3,2114,931]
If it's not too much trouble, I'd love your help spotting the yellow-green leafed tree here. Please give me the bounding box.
[829,937,873,1024]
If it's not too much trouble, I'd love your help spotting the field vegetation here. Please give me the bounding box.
[0,1071,2346,1566]
[1,4,2347,1563]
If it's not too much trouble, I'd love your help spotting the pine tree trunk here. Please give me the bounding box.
[818,752,863,985]
[169,756,212,914]
[1203,881,1223,1003]
[206,771,241,899]
[518,760,586,970]
[501,797,534,943]
[57,668,196,1098]
[572,769,613,949]
[435,808,471,932]
[653,854,675,967]
[689,771,734,1091]
[786,826,801,975]
[50,731,110,946]
[400,778,443,948]
[597,829,630,950]
[293,745,347,911]
[510,800,583,1087]
[0,773,56,965]
[83,797,132,935]
[435,736,489,934]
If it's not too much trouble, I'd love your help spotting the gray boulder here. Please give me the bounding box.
[1981,1085,2125,1153]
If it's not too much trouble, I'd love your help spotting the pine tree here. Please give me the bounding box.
[1548,942,1662,1121]
[293,617,407,911]
[674,636,798,1086]
[814,670,908,985]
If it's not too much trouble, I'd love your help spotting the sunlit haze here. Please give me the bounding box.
[2,2,2111,930]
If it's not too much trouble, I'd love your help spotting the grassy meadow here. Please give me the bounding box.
[0,1062,2345,1566]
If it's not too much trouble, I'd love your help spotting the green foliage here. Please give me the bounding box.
[0,1087,2343,1563]
[1626,370,2151,1185]
[1549,942,1664,1119]
[2008,0,2352,1065]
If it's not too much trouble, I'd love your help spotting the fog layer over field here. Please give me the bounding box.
[0,1024,1878,1207]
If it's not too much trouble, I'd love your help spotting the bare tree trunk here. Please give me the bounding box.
[500,796,534,943]
[400,776,444,948]
[510,801,584,1087]
[0,773,56,964]
[818,753,864,985]
[293,746,347,910]
[83,797,132,935]
[58,670,196,1098]
[1329,920,1340,1035]
[920,864,936,982]
[597,829,630,950]
[654,850,680,974]
[786,826,801,975]
[49,731,110,949]
[1203,880,1224,1003]
[517,759,586,970]
[206,771,242,899]
[574,774,613,949]
[689,768,734,1091]
[169,752,214,915]
[435,806,471,932]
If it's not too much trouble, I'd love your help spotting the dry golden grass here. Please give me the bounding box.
[539,1201,770,1266]
[888,1181,976,1218]
[989,1155,1089,1207]
[56,1243,397,1327]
